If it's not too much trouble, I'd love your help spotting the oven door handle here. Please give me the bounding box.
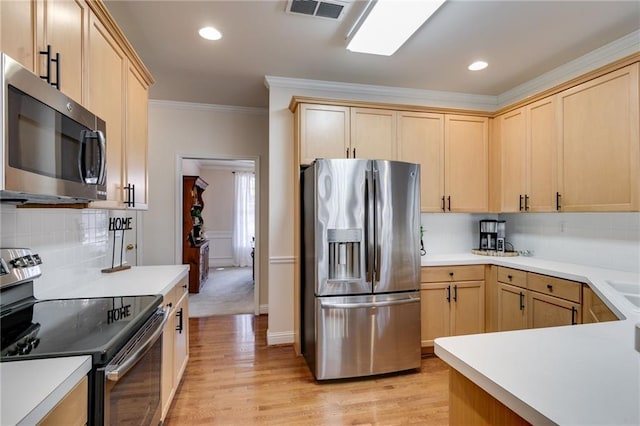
[105,306,169,382]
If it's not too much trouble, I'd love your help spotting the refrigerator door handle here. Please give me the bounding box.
[320,296,420,309]
[372,167,380,284]
[365,167,375,283]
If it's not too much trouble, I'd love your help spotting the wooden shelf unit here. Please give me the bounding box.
[182,176,210,293]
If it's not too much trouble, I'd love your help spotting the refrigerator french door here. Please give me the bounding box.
[301,159,421,380]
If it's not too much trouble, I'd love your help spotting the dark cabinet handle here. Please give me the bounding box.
[519,194,523,211]
[39,45,60,90]
[125,183,136,207]
[453,284,458,302]
[353,148,356,158]
[166,302,173,308]
[446,285,451,303]
[176,307,184,334]
[182,284,187,289]
[556,192,561,210]
[571,306,577,325]
[346,149,349,158]
[441,196,445,211]
[447,196,451,211]
[519,292,524,310]
[524,194,530,211]
[507,274,513,281]
[547,284,553,292]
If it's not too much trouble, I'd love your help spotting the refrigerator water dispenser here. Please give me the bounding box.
[327,228,362,280]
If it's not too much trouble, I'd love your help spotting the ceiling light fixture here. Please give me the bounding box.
[199,26,222,41]
[346,0,447,56]
[468,61,488,71]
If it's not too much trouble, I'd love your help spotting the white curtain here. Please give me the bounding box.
[232,171,255,267]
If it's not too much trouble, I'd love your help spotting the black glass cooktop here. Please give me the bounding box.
[1,294,162,365]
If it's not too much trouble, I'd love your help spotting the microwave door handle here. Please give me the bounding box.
[105,307,169,382]
[97,130,106,185]
[78,130,87,183]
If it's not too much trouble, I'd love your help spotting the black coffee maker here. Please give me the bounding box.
[479,220,505,252]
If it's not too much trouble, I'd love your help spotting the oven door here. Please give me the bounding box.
[99,307,168,426]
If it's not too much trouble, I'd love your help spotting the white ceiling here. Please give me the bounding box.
[104,0,640,108]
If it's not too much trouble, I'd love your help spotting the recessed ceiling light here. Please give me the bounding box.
[468,61,488,71]
[199,26,222,41]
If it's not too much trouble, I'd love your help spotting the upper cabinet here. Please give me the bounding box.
[297,104,350,165]
[445,115,489,212]
[498,96,556,212]
[296,104,396,164]
[397,112,445,212]
[350,108,396,161]
[1,1,37,72]
[1,0,153,210]
[557,63,639,212]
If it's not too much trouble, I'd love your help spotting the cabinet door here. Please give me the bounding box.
[174,290,189,386]
[497,282,527,331]
[451,281,484,337]
[420,283,451,348]
[125,64,149,209]
[397,112,445,212]
[87,12,125,206]
[298,104,350,165]
[41,0,86,103]
[445,115,489,212]
[528,292,581,329]
[557,64,639,211]
[350,108,396,161]
[582,284,617,323]
[499,108,526,212]
[0,0,37,71]
[160,294,175,420]
[526,96,557,212]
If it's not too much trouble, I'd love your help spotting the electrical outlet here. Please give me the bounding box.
[560,221,567,233]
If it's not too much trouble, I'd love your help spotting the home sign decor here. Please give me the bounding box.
[101,216,133,273]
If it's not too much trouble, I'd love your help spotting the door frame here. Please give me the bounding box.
[175,153,261,316]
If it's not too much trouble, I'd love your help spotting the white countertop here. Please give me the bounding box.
[37,265,190,299]
[0,356,92,426]
[1,265,189,425]
[426,253,640,425]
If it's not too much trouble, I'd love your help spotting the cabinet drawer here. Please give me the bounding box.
[527,273,581,303]
[175,275,189,301]
[163,285,177,310]
[421,265,484,282]
[497,267,527,288]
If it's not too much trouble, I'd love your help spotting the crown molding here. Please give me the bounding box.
[497,30,640,108]
[149,99,267,115]
[264,75,498,111]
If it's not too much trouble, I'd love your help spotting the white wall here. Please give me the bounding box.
[200,168,234,267]
[421,213,498,255]
[145,100,269,305]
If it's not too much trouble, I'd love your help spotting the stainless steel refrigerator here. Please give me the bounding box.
[301,158,421,380]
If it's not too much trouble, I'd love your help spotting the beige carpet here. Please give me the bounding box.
[189,267,254,317]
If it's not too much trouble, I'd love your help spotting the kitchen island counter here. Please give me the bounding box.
[422,253,640,425]
[1,356,92,426]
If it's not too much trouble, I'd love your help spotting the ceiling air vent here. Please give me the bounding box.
[286,0,350,21]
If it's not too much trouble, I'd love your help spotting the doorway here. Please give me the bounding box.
[176,155,260,317]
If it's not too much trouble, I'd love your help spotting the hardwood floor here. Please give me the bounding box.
[165,315,450,425]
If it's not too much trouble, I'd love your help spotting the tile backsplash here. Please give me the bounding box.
[1,204,111,298]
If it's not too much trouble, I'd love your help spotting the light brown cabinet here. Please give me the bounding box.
[350,107,397,160]
[557,63,639,212]
[0,0,37,72]
[444,115,489,212]
[420,265,485,349]
[125,63,149,208]
[498,97,557,212]
[495,267,583,331]
[582,284,618,323]
[161,274,189,421]
[397,112,445,212]
[38,375,88,426]
[296,104,396,164]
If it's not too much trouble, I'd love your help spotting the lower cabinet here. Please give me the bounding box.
[161,274,190,421]
[421,265,485,348]
[38,376,88,426]
[582,284,618,323]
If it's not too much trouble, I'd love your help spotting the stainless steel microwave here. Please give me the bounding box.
[1,53,107,204]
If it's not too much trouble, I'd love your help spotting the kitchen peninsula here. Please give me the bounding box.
[423,253,640,425]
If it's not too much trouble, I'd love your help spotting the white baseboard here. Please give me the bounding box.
[259,304,268,315]
[210,257,234,268]
[266,329,294,345]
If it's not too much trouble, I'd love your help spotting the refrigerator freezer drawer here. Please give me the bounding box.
[315,292,421,380]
